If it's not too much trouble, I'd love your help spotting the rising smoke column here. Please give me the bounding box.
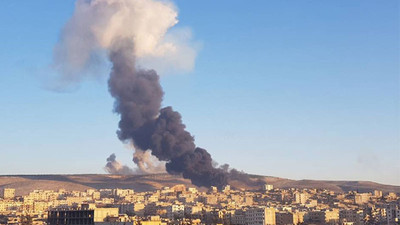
[54,0,228,188]
[108,40,227,187]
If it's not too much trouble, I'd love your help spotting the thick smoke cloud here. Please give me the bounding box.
[54,0,256,189]
[108,40,227,188]
[53,0,197,84]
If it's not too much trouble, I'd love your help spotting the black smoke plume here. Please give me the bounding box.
[108,40,228,188]
[52,0,262,189]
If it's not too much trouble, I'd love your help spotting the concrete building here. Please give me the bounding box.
[187,187,198,194]
[325,209,339,224]
[374,190,383,198]
[295,192,308,205]
[306,199,318,208]
[223,185,231,193]
[339,209,364,225]
[275,211,293,225]
[48,209,95,225]
[354,193,371,205]
[231,209,246,225]
[115,203,134,215]
[133,203,145,216]
[304,209,339,225]
[1,188,15,199]
[139,216,167,225]
[244,196,254,206]
[386,203,400,225]
[263,184,274,191]
[167,204,184,219]
[305,211,325,224]
[185,205,202,216]
[246,207,276,225]
[94,208,119,222]
[387,192,398,200]
[292,211,306,225]
[112,189,134,198]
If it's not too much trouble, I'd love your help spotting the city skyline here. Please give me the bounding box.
[0,1,399,185]
[1,180,399,225]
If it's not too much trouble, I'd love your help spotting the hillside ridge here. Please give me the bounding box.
[0,173,398,196]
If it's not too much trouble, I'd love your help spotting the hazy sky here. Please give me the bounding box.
[0,0,399,185]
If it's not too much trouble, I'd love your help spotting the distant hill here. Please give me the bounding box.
[0,174,398,196]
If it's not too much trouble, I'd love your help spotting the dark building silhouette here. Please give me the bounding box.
[48,209,94,225]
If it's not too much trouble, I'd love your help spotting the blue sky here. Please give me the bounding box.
[0,0,399,185]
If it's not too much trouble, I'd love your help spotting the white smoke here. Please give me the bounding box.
[53,0,197,83]
[105,153,134,175]
[105,151,166,175]
[133,150,166,174]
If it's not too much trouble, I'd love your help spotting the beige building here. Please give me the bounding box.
[263,184,274,191]
[94,207,119,222]
[185,205,202,216]
[387,192,397,200]
[187,187,198,194]
[354,193,371,205]
[133,202,145,216]
[306,199,318,208]
[295,192,308,205]
[33,201,48,213]
[304,209,339,224]
[374,190,383,198]
[1,188,15,199]
[292,211,306,225]
[325,209,339,224]
[138,216,167,225]
[0,200,13,212]
[246,207,276,225]
[244,196,254,206]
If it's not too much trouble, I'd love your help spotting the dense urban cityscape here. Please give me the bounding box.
[1,1,398,225]
[0,183,399,225]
